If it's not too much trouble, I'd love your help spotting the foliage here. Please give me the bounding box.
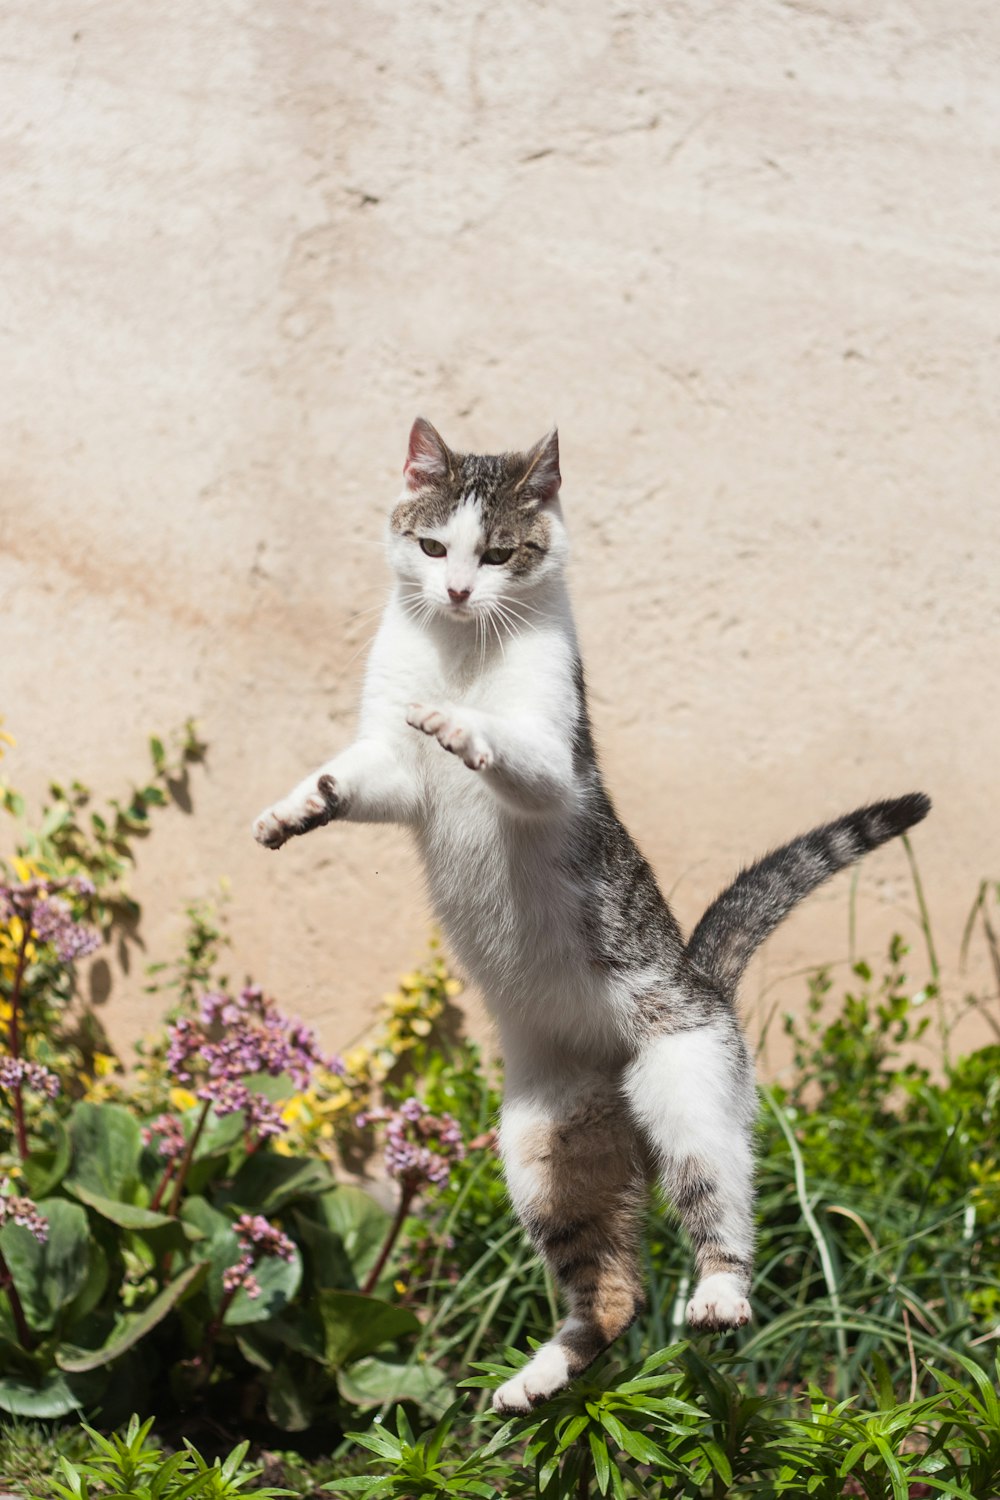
[0,727,465,1438]
[45,1413,290,1500]
[328,1347,1000,1499]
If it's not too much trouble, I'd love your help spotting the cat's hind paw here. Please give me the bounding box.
[252,775,341,849]
[406,703,493,772]
[686,1274,752,1332]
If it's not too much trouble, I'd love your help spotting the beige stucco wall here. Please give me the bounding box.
[2,0,998,1070]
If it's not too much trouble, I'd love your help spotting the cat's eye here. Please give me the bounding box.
[419,538,447,558]
[481,546,514,566]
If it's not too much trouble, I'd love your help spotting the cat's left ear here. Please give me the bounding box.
[515,428,561,505]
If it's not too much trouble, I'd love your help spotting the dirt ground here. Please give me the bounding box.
[2,1,998,1070]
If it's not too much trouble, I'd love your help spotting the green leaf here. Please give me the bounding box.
[21,1118,71,1198]
[265,1361,315,1432]
[312,1189,391,1283]
[62,1239,110,1328]
[218,1153,335,1217]
[57,1259,208,1371]
[0,1370,92,1419]
[224,1246,302,1326]
[66,1182,177,1232]
[337,1356,451,1412]
[67,1102,142,1199]
[588,1430,611,1494]
[0,1198,91,1331]
[317,1290,420,1371]
[293,1211,358,1290]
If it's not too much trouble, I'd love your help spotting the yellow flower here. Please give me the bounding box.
[92,1052,117,1078]
[343,1046,372,1077]
[281,1096,306,1124]
[169,1086,198,1112]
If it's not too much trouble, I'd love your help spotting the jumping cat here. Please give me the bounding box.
[252,419,930,1414]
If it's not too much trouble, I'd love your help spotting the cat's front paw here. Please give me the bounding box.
[252,774,341,850]
[406,703,493,772]
[492,1342,573,1415]
[686,1274,752,1332]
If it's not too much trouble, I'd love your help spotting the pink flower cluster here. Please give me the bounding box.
[142,1112,187,1161]
[0,1058,60,1099]
[165,985,331,1139]
[0,877,100,965]
[357,1097,465,1190]
[0,1184,48,1242]
[221,1212,295,1301]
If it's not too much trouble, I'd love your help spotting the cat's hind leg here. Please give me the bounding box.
[493,1068,648,1415]
[623,1016,757,1331]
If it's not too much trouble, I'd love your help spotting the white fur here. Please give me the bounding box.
[493,1328,580,1414]
[686,1273,752,1330]
[625,1025,755,1322]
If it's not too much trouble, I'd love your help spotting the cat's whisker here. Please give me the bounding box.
[491,600,532,636]
[493,591,545,617]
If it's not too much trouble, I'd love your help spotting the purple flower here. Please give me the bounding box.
[222,1255,262,1300]
[358,1098,465,1192]
[0,1185,48,1242]
[220,1212,294,1303]
[164,984,328,1141]
[234,1212,295,1261]
[0,1057,61,1099]
[0,880,100,964]
[142,1112,187,1161]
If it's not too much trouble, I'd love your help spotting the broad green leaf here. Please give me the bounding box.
[67,1102,142,1199]
[57,1259,208,1371]
[293,1211,357,1290]
[223,1246,302,1326]
[62,1239,109,1328]
[218,1153,335,1217]
[312,1188,391,1283]
[0,1368,101,1418]
[66,1182,176,1231]
[22,1118,71,1198]
[337,1356,451,1412]
[265,1360,315,1432]
[0,1198,91,1331]
[317,1290,419,1370]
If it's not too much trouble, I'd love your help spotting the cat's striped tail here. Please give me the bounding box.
[685,793,931,1000]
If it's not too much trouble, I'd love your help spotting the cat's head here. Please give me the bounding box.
[388,418,568,625]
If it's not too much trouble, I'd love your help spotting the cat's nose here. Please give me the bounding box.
[448,587,472,603]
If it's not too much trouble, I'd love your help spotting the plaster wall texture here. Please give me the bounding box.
[2,0,998,1069]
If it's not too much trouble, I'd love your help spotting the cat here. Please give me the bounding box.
[252,418,930,1414]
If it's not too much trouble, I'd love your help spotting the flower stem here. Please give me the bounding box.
[361,1181,416,1296]
[194,1283,237,1372]
[149,1159,177,1214]
[167,1099,211,1216]
[7,919,33,1160]
[0,1247,33,1349]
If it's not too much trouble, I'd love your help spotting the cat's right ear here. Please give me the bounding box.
[404,418,453,490]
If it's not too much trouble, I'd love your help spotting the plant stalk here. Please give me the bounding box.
[7,918,33,1159]
[0,1246,33,1349]
[167,1098,211,1216]
[361,1180,417,1295]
